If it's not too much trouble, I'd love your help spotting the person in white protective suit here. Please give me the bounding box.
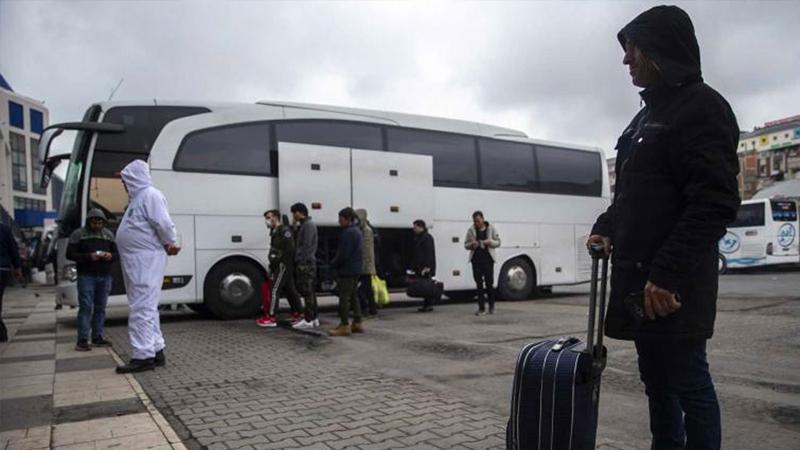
[115,159,181,374]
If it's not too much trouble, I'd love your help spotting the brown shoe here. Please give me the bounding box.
[351,322,364,334]
[328,324,352,337]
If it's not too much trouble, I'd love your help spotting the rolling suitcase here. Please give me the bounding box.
[506,247,608,450]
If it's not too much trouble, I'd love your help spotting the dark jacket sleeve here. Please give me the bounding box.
[649,97,740,291]
[591,203,615,238]
[2,226,21,268]
[424,234,436,275]
[330,230,351,270]
[109,240,119,263]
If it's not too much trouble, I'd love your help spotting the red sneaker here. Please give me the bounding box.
[256,315,278,328]
[290,312,304,326]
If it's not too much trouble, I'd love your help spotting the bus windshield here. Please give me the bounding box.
[771,200,798,222]
[730,203,765,228]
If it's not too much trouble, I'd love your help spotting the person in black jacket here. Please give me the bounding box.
[0,222,22,342]
[411,220,437,312]
[328,207,363,337]
[588,6,739,449]
[257,210,303,328]
[66,209,118,351]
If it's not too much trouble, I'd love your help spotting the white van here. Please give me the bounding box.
[719,198,799,271]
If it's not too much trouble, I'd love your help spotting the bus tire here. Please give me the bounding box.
[498,257,535,301]
[203,259,265,320]
[718,254,727,275]
[187,303,213,317]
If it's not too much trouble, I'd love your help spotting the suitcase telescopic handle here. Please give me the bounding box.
[587,245,609,359]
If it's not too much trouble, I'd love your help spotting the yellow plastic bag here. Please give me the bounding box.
[371,274,390,306]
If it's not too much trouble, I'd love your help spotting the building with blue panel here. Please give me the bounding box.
[0,73,53,229]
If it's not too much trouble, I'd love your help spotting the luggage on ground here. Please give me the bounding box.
[506,247,608,450]
[405,277,444,301]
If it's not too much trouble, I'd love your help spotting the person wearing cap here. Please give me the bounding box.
[115,160,180,373]
[66,209,118,351]
[587,6,739,449]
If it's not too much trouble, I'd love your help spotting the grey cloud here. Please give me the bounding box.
[1,0,798,158]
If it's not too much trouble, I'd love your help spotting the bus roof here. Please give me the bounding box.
[92,99,603,154]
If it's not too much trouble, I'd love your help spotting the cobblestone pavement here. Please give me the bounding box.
[100,270,800,450]
[105,317,508,450]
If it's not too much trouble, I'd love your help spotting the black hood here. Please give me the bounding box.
[618,5,702,87]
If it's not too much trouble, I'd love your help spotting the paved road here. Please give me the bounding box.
[98,270,800,449]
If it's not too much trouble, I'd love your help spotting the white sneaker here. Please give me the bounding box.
[313,319,320,327]
[292,319,313,329]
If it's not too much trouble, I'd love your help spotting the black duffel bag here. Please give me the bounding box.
[406,277,444,300]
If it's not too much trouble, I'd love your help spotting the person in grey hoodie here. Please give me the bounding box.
[291,202,318,329]
[464,211,501,315]
[355,209,378,318]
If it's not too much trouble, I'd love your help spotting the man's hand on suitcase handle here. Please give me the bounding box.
[587,235,611,257]
[644,281,681,320]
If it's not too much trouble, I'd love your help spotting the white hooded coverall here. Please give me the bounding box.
[116,160,177,360]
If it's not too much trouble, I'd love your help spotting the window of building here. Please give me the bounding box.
[387,128,478,187]
[9,101,24,129]
[174,122,272,175]
[30,138,46,194]
[30,109,44,135]
[275,121,383,151]
[95,106,210,155]
[13,196,46,211]
[479,139,537,191]
[536,146,602,196]
[10,132,27,191]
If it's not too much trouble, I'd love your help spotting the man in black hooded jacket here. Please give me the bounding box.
[588,6,739,450]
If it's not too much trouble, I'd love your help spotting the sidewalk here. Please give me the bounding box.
[0,284,185,450]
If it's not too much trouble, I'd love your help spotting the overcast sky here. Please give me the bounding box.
[2,0,798,158]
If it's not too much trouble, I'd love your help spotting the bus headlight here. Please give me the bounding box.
[62,264,78,282]
[766,242,773,255]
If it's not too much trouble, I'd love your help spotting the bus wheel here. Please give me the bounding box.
[204,259,265,320]
[498,258,535,301]
[187,303,213,317]
[718,254,727,275]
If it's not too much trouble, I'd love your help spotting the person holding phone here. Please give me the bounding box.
[464,211,501,315]
[67,209,118,351]
[115,159,181,373]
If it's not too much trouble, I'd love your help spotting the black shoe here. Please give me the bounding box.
[116,358,155,374]
[154,350,166,367]
[489,305,495,315]
[92,337,113,348]
[75,340,92,352]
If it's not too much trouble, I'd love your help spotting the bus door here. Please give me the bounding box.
[277,142,434,226]
[277,142,434,287]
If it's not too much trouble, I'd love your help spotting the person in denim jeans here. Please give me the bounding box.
[588,6,739,449]
[67,209,118,351]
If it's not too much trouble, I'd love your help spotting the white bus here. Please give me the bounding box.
[718,198,799,271]
[39,100,610,319]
